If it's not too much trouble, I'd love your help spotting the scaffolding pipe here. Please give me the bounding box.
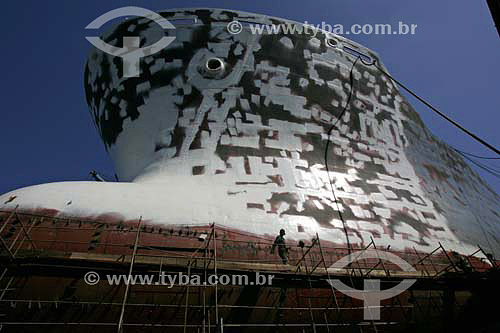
[0,206,18,234]
[14,213,36,250]
[117,216,142,333]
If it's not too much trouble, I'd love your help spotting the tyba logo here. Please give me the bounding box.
[85,7,176,77]
[328,249,416,320]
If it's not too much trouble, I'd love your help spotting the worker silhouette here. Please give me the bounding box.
[271,229,289,264]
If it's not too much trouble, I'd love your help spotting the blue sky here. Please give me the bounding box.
[1,0,499,195]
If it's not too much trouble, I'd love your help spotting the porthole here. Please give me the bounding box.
[326,38,338,48]
[205,57,225,73]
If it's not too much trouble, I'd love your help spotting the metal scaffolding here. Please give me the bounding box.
[0,209,498,332]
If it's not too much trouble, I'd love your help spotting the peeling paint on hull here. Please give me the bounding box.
[0,8,499,257]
